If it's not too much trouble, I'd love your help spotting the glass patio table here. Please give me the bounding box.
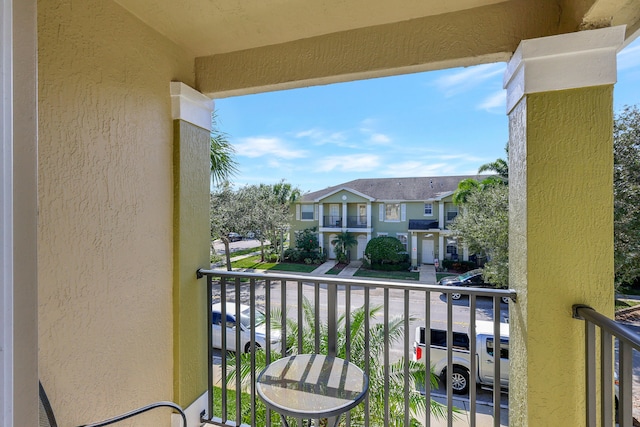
[256,354,369,427]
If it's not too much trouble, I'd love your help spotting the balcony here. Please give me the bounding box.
[322,216,369,229]
[198,269,516,426]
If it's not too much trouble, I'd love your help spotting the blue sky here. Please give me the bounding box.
[215,37,640,194]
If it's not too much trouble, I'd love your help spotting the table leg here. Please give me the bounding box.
[278,414,290,427]
[327,415,340,427]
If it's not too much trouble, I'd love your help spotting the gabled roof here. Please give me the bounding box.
[300,176,483,202]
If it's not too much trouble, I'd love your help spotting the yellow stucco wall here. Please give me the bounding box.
[509,86,614,426]
[173,120,211,405]
[37,0,195,424]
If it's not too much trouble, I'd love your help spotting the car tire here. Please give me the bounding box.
[448,366,470,395]
[451,292,462,300]
[245,342,261,353]
[501,296,510,304]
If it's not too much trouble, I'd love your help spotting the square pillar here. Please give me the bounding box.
[170,83,213,412]
[504,27,624,427]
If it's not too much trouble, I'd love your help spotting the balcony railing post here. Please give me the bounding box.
[327,282,337,357]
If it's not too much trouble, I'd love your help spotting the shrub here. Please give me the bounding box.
[441,259,476,272]
[295,227,319,252]
[364,237,407,265]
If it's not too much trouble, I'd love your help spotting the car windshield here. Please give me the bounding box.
[239,307,266,330]
[457,270,479,280]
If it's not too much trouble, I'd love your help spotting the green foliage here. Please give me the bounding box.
[441,260,476,272]
[295,227,319,252]
[364,236,407,265]
[210,112,238,186]
[614,105,640,288]
[331,231,357,263]
[449,185,509,288]
[226,298,447,426]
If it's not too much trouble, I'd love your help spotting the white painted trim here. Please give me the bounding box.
[312,186,375,202]
[170,82,215,131]
[504,26,626,114]
[0,0,13,424]
[173,390,208,427]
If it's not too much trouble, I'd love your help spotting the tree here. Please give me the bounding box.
[449,185,509,288]
[614,105,640,288]
[331,231,357,264]
[210,112,238,186]
[227,298,447,426]
[478,144,509,182]
[364,237,407,266]
[210,184,252,270]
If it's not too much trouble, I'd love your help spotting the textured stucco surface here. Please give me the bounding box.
[195,1,561,97]
[508,86,614,426]
[173,120,211,405]
[37,0,195,424]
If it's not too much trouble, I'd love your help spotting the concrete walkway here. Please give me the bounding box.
[309,260,337,274]
[338,260,362,276]
[419,263,437,284]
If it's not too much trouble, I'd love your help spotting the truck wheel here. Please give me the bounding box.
[449,366,469,394]
[451,292,462,300]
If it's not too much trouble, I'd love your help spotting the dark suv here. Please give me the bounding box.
[438,269,509,303]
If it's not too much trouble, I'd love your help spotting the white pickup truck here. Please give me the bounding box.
[412,321,509,394]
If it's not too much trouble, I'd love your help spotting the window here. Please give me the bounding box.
[386,203,400,221]
[397,233,408,250]
[301,204,314,220]
[446,209,458,221]
[424,203,433,216]
[486,338,509,359]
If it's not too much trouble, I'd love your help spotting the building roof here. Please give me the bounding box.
[300,176,482,202]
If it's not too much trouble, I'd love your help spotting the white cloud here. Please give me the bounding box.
[477,90,506,112]
[618,42,640,71]
[435,63,505,97]
[234,136,308,159]
[315,154,381,172]
[368,133,392,145]
[381,161,463,177]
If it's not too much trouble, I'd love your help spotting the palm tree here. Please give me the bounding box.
[331,231,357,264]
[210,112,238,186]
[226,298,447,426]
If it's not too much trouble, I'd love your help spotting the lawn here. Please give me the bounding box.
[354,268,419,281]
[231,255,319,273]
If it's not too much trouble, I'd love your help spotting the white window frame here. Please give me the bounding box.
[300,204,315,221]
[424,203,433,216]
[396,233,408,251]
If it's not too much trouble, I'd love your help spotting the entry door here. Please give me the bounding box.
[329,204,340,226]
[357,235,367,259]
[328,234,337,259]
[422,239,435,264]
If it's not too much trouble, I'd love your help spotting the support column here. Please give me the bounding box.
[171,83,213,412]
[438,235,444,263]
[504,27,623,427]
[411,233,418,267]
[342,202,347,230]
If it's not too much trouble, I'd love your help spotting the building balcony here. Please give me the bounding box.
[322,216,369,229]
[195,269,640,426]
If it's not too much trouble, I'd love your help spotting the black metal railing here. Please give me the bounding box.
[573,304,640,427]
[322,216,369,228]
[197,269,515,427]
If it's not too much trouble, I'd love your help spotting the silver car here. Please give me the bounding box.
[212,303,281,353]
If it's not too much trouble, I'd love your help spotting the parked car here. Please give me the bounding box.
[212,303,281,353]
[413,321,509,394]
[438,268,509,304]
[227,232,242,242]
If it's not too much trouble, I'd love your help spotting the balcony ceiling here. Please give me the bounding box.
[115,0,640,96]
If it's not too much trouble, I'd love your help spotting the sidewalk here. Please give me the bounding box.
[419,264,437,284]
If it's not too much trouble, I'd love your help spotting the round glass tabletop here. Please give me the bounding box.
[256,354,369,420]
